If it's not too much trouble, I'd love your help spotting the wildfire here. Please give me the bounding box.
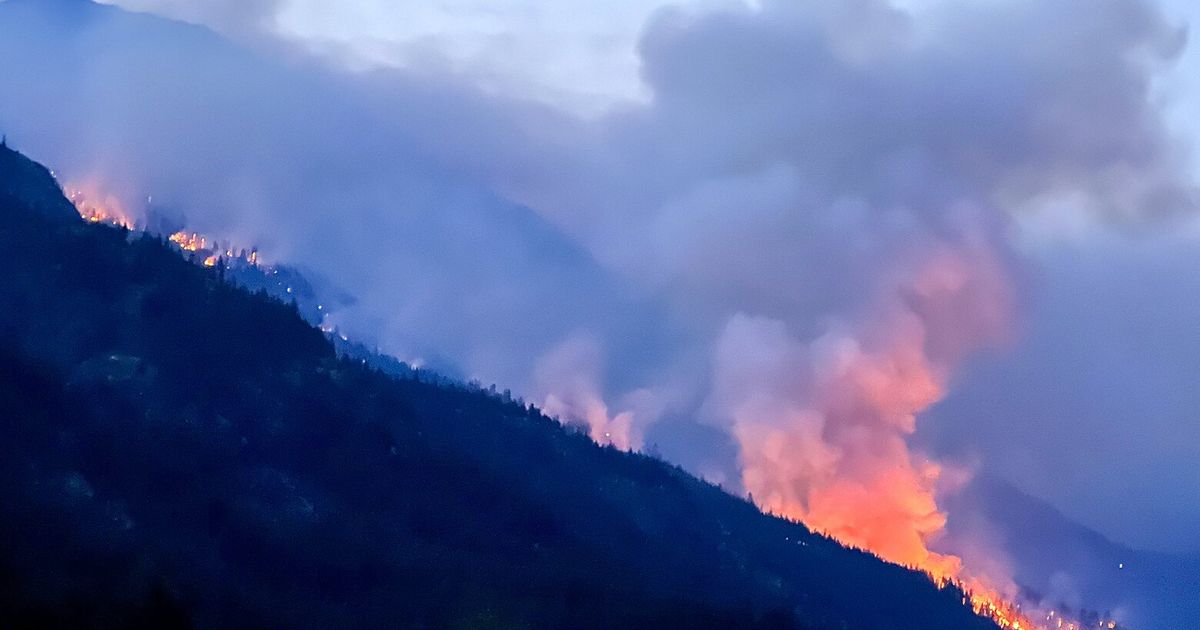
[719,241,1124,630]
[66,187,135,230]
[533,335,640,451]
[65,183,264,272]
[954,578,1039,630]
[958,589,1120,630]
[169,231,207,252]
[164,230,263,272]
[62,180,1121,629]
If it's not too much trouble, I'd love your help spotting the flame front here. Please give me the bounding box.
[65,182,263,272]
[66,185,135,230]
[719,241,1009,568]
[64,181,1120,629]
[170,231,207,252]
[716,238,1120,629]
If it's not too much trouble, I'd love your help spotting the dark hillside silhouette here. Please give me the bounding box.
[0,144,996,629]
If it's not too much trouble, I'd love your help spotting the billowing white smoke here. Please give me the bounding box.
[710,227,1012,580]
[533,332,679,450]
[1,0,1196,605]
[534,333,639,449]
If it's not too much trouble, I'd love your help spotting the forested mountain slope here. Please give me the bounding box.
[0,144,994,629]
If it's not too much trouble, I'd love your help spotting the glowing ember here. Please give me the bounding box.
[170,231,207,252]
[67,182,264,272]
[66,186,135,229]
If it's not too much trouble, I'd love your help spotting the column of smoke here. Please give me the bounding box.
[712,224,1013,586]
[4,0,1191,616]
[533,333,640,450]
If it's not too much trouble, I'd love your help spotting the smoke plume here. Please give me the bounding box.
[713,231,1012,580]
[1,0,1197,620]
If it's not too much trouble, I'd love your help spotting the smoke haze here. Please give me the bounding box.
[2,0,1199,622]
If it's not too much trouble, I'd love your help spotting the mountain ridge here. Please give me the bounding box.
[0,143,998,628]
[947,475,1200,628]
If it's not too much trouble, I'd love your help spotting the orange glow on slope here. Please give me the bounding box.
[165,230,263,271]
[534,335,640,451]
[720,241,1120,629]
[66,183,263,271]
[64,180,1118,628]
[728,243,1009,574]
[170,231,207,252]
[543,390,636,450]
[729,243,1124,629]
[66,185,135,229]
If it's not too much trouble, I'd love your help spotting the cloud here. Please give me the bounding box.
[100,0,677,115]
[0,0,655,397]
[100,0,281,34]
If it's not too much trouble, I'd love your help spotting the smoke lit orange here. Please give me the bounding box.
[720,242,1119,629]
[66,185,135,230]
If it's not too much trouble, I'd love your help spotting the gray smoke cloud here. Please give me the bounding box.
[1,0,1198,615]
[0,0,668,391]
[100,0,281,35]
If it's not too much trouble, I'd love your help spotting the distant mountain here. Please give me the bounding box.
[945,476,1200,628]
[0,0,665,388]
[0,144,1000,628]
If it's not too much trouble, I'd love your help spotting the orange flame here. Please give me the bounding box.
[64,180,1115,629]
[723,240,1121,629]
[67,182,263,271]
[713,238,1121,629]
[66,185,135,229]
[169,231,207,252]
